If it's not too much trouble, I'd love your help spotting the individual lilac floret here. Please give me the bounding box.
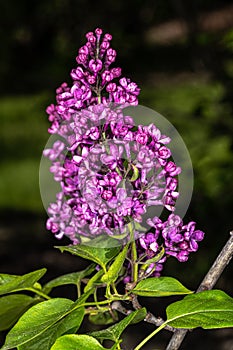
[46,28,140,135]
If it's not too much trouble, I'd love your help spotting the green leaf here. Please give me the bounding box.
[132,277,192,297]
[18,290,94,350]
[90,308,146,342]
[141,247,165,266]
[0,269,47,296]
[0,274,17,285]
[89,310,118,325]
[57,236,121,270]
[43,264,95,294]
[51,334,108,350]
[84,269,104,293]
[166,290,233,329]
[130,164,139,181]
[0,294,35,331]
[1,298,74,349]
[101,244,129,284]
[17,307,85,350]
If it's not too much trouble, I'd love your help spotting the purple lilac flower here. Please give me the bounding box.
[124,214,204,281]
[44,28,205,284]
[46,28,140,135]
[44,30,181,243]
[162,214,205,261]
[44,102,182,243]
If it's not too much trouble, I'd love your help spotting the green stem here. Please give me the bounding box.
[75,299,112,311]
[26,287,51,300]
[77,282,81,299]
[106,284,111,298]
[129,222,138,283]
[111,283,121,297]
[94,288,101,309]
[134,323,167,350]
[116,341,121,350]
[84,306,109,315]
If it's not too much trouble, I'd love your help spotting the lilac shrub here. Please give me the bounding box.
[1,28,232,350]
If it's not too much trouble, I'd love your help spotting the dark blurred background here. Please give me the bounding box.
[0,0,233,349]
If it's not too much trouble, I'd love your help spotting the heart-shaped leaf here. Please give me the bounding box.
[133,290,233,350]
[132,277,192,297]
[166,289,233,329]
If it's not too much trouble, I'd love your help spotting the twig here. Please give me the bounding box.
[144,312,176,332]
[165,231,233,350]
[111,301,132,315]
[112,296,175,332]
[131,293,175,331]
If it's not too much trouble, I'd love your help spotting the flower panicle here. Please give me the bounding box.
[44,105,182,245]
[46,28,140,135]
[43,28,205,284]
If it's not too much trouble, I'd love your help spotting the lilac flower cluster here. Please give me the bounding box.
[46,28,140,135]
[44,28,204,283]
[44,104,180,243]
[134,214,204,280]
